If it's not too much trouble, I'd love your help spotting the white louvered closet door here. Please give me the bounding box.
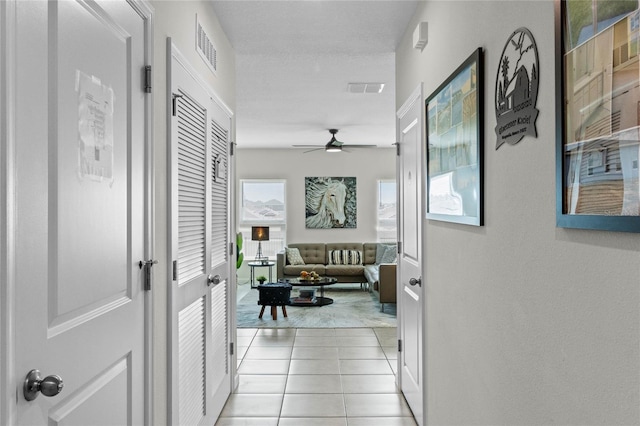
[168,42,233,426]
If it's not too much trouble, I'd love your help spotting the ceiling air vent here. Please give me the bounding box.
[196,15,217,75]
[347,82,385,94]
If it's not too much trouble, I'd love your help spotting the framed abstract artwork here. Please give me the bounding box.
[555,0,640,232]
[425,48,484,226]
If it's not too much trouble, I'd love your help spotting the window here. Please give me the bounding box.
[377,180,397,242]
[239,180,286,259]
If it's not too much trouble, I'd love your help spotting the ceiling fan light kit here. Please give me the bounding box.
[326,129,343,152]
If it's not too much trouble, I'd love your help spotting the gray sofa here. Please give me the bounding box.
[276,242,397,311]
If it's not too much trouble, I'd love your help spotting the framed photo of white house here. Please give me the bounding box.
[555,0,640,232]
[425,47,484,226]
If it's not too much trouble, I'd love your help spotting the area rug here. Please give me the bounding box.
[236,283,397,328]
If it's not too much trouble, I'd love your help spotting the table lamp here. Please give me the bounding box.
[251,226,269,261]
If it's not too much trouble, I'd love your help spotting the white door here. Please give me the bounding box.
[11,1,151,424]
[397,84,425,425]
[168,43,233,426]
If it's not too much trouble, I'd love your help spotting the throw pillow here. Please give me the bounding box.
[328,249,362,265]
[379,244,397,264]
[286,247,305,265]
[375,243,395,264]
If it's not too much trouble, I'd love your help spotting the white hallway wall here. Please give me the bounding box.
[396,1,639,425]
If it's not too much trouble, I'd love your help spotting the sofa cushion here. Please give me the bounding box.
[283,264,326,276]
[326,243,363,259]
[289,243,326,264]
[379,245,397,264]
[375,243,397,264]
[328,249,362,265]
[286,247,305,265]
[325,264,364,276]
[364,264,379,285]
[363,243,378,265]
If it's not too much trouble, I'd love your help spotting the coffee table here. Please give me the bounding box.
[285,277,338,306]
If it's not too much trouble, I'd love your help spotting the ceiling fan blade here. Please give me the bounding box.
[302,147,324,153]
[293,144,324,148]
[342,144,377,148]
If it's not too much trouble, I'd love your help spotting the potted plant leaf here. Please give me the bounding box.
[256,275,267,285]
[236,232,244,270]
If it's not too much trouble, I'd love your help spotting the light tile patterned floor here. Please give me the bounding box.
[215,327,417,426]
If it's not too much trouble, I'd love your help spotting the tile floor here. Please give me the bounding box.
[215,327,417,426]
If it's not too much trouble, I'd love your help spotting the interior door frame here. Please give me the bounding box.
[0,1,155,424]
[1,0,17,423]
[136,1,155,424]
[396,82,427,426]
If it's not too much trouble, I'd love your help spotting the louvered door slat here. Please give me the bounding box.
[177,144,206,163]
[177,226,205,235]
[177,94,206,286]
[178,297,206,426]
[178,158,206,174]
[178,249,205,262]
[178,224,206,232]
[178,151,206,167]
[178,168,205,179]
[211,283,228,392]
[179,203,207,211]
[178,180,206,193]
[177,120,206,139]
[180,98,206,121]
[178,130,206,148]
[210,119,228,269]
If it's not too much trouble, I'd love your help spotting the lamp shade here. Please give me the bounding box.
[251,226,269,241]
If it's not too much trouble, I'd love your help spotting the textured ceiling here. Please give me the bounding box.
[210,0,419,149]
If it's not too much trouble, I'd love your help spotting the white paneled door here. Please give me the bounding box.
[168,42,233,426]
[397,84,425,425]
[10,1,151,425]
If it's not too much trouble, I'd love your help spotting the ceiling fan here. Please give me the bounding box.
[293,129,377,153]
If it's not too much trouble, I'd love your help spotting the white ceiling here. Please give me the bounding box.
[210,0,419,149]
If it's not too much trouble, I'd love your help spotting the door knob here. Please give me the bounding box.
[409,277,422,287]
[207,274,221,286]
[23,369,64,401]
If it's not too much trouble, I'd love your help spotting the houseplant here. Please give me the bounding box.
[236,232,244,270]
[256,275,267,285]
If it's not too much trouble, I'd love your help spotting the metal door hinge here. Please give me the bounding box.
[138,259,158,291]
[172,94,183,117]
[398,339,402,352]
[230,342,234,355]
[172,260,178,281]
[229,242,234,256]
[230,141,235,156]
[144,65,152,93]
[397,241,402,254]
[394,142,400,156]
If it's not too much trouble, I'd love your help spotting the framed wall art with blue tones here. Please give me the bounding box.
[425,48,484,226]
[555,0,640,232]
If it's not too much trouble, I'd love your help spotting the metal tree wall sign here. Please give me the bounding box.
[495,27,540,149]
